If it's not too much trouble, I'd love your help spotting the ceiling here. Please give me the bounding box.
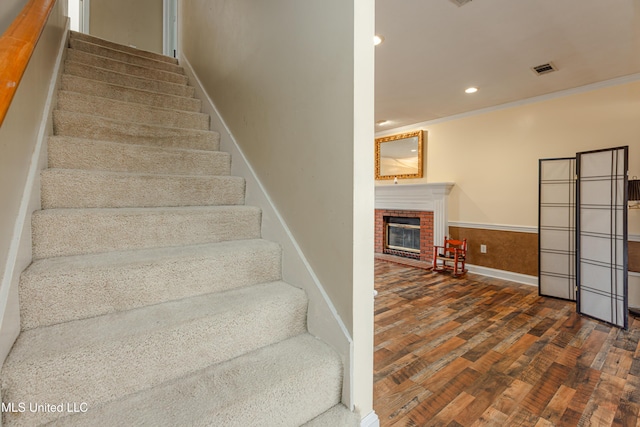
[375,0,640,131]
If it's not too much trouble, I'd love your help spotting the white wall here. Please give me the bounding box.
[67,0,80,32]
[352,0,376,420]
[0,0,67,363]
[179,0,375,418]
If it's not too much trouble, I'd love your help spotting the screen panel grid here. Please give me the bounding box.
[577,147,628,329]
[539,158,577,301]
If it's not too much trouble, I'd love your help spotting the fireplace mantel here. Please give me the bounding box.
[375,182,454,248]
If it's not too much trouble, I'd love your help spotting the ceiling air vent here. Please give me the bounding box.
[531,62,558,76]
[449,0,473,6]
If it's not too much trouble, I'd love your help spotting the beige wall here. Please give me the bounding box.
[179,0,375,416]
[90,0,163,54]
[0,0,28,34]
[0,0,66,363]
[181,0,357,336]
[378,81,640,234]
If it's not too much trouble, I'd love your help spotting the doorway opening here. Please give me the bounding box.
[67,0,89,33]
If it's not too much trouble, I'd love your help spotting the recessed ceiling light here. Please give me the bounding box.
[374,35,384,46]
[465,87,478,94]
[411,149,417,152]
[376,119,390,126]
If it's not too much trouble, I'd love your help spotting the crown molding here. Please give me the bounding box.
[376,73,640,137]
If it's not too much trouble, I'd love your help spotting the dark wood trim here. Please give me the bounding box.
[0,0,57,126]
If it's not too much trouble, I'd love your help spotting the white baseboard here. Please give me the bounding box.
[628,272,640,310]
[467,262,639,288]
[466,263,538,287]
[360,411,380,427]
[0,24,69,364]
[179,54,354,407]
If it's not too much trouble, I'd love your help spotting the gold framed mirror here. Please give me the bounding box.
[375,130,424,180]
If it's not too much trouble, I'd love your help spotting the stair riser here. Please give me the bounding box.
[48,138,229,176]
[65,61,195,98]
[3,284,307,426]
[56,91,209,130]
[186,351,342,427]
[61,75,201,112]
[20,241,282,329]
[70,32,178,65]
[53,111,219,151]
[66,49,188,85]
[32,207,261,259]
[41,170,245,209]
[38,335,341,427]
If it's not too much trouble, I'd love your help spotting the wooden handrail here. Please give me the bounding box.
[0,0,57,127]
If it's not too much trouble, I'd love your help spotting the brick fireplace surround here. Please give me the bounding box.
[374,183,454,268]
[375,210,434,262]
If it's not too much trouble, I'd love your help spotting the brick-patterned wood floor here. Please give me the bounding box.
[374,260,640,426]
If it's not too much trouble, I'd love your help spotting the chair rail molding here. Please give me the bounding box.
[375,182,454,248]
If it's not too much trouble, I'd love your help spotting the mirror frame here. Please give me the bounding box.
[375,130,424,180]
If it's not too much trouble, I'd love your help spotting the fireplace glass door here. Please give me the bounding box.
[386,217,420,254]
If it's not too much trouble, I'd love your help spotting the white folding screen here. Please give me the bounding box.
[539,158,577,301]
[577,147,628,329]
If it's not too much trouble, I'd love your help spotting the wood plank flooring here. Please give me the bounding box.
[374,260,640,426]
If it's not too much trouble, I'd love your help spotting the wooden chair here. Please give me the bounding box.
[432,237,467,276]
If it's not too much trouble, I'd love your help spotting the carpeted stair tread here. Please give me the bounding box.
[1,282,309,426]
[20,239,282,329]
[66,49,188,85]
[48,137,229,176]
[53,110,219,151]
[60,74,201,112]
[32,205,262,259]
[56,91,209,130]
[43,334,342,427]
[302,404,360,426]
[41,169,245,209]
[64,60,195,97]
[70,31,178,65]
[68,38,184,74]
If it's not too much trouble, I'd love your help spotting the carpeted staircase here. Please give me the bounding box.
[1,31,358,426]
